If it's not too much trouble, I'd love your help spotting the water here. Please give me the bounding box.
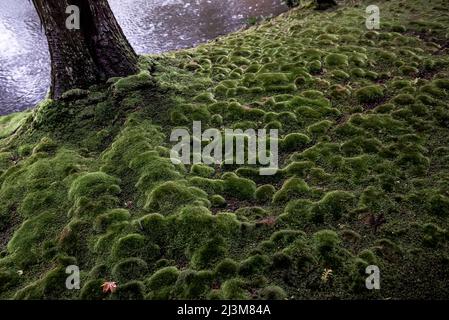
[0,0,287,115]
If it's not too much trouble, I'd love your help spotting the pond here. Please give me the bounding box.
[0,0,287,115]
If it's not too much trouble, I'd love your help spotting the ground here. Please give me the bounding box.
[0,0,449,299]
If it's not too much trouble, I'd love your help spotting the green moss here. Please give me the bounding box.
[281,133,311,151]
[193,92,217,103]
[355,85,385,103]
[145,266,180,299]
[210,194,226,207]
[273,178,310,203]
[173,269,214,299]
[215,258,239,280]
[422,223,447,247]
[112,71,155,96]
[238,254,270,277]
[80,279,109,300]
[235,207,268,220]
[259,286,287,300]
[112,258,149,283]
[68,172,121,217]
[325,53,349,67]
[112,281,145,300]
[307,120,333,136]
[112,234,160,261]
[221,278,249,299]
[255,185,276,203]
[0,111,29,139]
[95,209,130,232]
[0,270,20,292]
[189,177,225,195]
[313,230,341,260]
[191,164,215,177]
[312,190,356,221]
[307,60,322,74]
[145,181,208,213]
[223,173,256,200]
[331,70,350,80]
[393,93,415,105]
[33,137,58,154]
[429,194,449,217]
[191,236,228,270]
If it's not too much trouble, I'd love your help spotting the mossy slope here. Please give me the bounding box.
[1,0,449,299]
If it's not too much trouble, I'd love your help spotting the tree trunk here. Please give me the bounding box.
[316,0,338,10]
[32,0,139,99]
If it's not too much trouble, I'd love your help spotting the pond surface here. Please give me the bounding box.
[0,0,287,115]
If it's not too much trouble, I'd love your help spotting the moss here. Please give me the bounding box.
[145,181,208,213]
[211,114,223,125]
[341,229,361,243]
[264,120,283,130]
[223,173,256,200]
[236,207,268,220]
[273,178,310,203]
[259,286,287,300]
[331,70,350,80]
[95,209,130,232]
[145,266,180,299]
[215,258,239,280]
[238,254,270,277]
[33,137,58,154]
[80,279,109,300]
[393,93,415,105]
[312,190,356,221]
[221,278,249,299]
[173,269,214,299]
[112,258,149,283]
[256,73,290,86]
[188,175,224,195]
[134,213,167,245]
[193,92,217,103]
[2,0,449,300]
[307,60,322,74]
[7,211,57,268]
[255,185,276,203]
[191,236,228,270]
[112,281,145,300]
[399,65,419,76]
[429,194,449,217]
[307,120,333,136]
[210,194,226,207]
[68,172,121,217]
[0,270,20,292]
[355,85,385,103]
[112,234,160,261]
[281,133,311,151]
[325,53,349,67]
[112,71,155,96]
[358,249,378,265]
[373,238,402,259]
[313,230,341,261]
[271,252,292,269]
[190,164,215,178]
[282,161,314,177]
[0,111,29,139]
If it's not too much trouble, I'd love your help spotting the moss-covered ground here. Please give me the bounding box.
[1,0,449,299]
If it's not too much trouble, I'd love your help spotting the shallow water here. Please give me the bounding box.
[0,0,287,115]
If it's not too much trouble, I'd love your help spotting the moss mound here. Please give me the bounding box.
[1,0,449,300]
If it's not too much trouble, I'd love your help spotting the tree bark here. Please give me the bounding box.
[316,0,338,10]
[32,0,139,99]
